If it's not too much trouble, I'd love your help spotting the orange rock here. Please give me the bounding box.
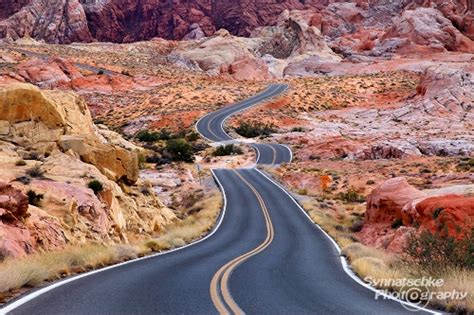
[366,177,427,224]
[413,195,474,237]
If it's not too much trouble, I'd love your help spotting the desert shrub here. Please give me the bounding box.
[234,121,276,138]
[138,153,146,169]
[88,180,104,195]
[136,129,170,142]
[26,165,44,178]
[212,144,243,156]
[291,127,305,132]
[366,179,375,185]
[166,138,194,163]
[27,190,44,207]
[350,219,364,232]
[336,188,366,203]
[186,131,200,142]
[15,160,27,166]
[404,229,474,272]
[457,158,474,172]
[391,218,403,229]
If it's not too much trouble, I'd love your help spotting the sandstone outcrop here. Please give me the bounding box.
[365,177,427,224]
[0,83,138,184]
[380,8,474,53]
[0,83,176,258]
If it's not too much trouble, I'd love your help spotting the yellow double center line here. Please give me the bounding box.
[210,170,275,314]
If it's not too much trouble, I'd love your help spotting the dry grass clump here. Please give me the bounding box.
[436,269,474,312]
[145,192,222,252]
[302,200,356,248]
[0,244,139,295]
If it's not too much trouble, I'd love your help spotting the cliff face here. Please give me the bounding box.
[0,0,472,44]
[0,0,93,44]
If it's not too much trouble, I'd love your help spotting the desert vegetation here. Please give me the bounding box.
[234,121,277,138]
[212,144,243,157]
[299,191,474,313]
[0,190,222,302]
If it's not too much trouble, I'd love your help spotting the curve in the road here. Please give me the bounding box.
[2,84,438,315]
[210,170,275,315]
[196,84,437,314]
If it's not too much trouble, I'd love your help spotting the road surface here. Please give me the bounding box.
[196,83,291,166]
[2,85,431,315]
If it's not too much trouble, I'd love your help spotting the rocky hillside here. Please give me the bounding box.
[0,83,175,258]
[0,0,472,47]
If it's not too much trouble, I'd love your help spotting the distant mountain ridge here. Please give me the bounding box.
[0,0,472,44]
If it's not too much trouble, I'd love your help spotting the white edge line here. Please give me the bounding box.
[195,84,288,144]
[280,144,293,163]
[1,170,229,314]
[194,84,277,143]
[253,168,441,315]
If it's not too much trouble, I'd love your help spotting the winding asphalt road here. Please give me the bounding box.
[196,83,292,166]
[2,85,431,315]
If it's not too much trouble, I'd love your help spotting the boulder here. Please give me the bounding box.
[409,195,474,237]
[366,177,427,224]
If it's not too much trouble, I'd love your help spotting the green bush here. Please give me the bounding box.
[234,121,276,138]
[88,180,104,195]
[186,131,200,142]
[212,144,243,156]
[27,190,44,207]
[166,138,195,163]
[404,229,474,272]
[336,188,366,203]
[135,129,171,142]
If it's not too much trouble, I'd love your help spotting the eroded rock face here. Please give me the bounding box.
[381,7,474,53]
[0,83,176,258]
[1,0,472,47]
[358,177,474,252]
[0,181,28,221]
[0,0,93,44]
[365,177,427,224]
[0,83,138,184]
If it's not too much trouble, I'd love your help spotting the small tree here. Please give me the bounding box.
[166,138,195,163]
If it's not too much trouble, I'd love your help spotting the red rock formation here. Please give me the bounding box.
[0,0,30,20]
[365,177,427,224]
[0,181,28,221]
[0,0,93,44]
[410,195,474,237]
[359,177,474,252]
[0,0,470,45]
